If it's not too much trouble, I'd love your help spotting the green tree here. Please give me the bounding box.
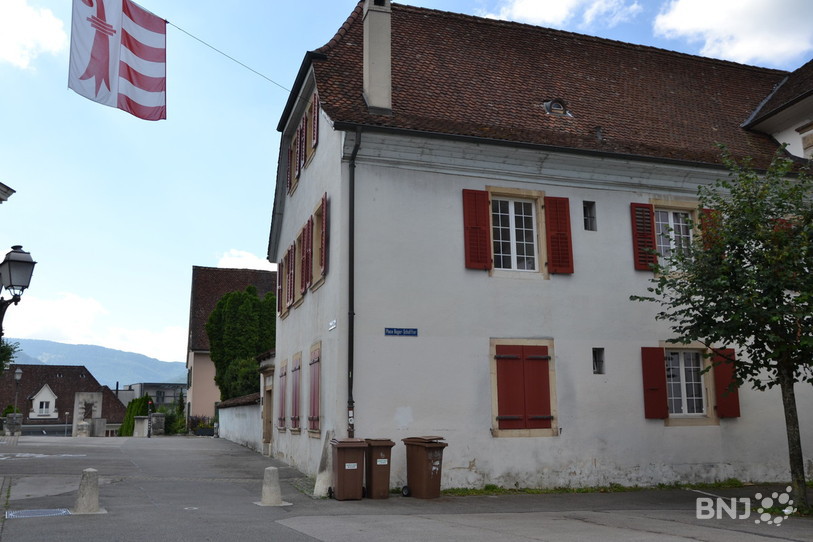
[119,394,153,437]
[206,286,275,400]
[632,148,813,508]
[0,340,20,374]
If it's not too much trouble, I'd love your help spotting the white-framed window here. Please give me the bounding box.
[38,401,50,416]
[665,350,705,415]
[655,209,692,259]
[491,197,538,271]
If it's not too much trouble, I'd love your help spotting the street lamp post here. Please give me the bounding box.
[13,366,22,435]
[0,245,36,340]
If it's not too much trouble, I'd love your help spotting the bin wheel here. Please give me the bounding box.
[401,486,410,497]
[328,487,334,499]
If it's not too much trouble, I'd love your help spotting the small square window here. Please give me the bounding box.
[583,201,597,231]
[592,348,605,374]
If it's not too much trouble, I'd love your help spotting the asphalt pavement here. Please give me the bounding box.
[0,435,809,542]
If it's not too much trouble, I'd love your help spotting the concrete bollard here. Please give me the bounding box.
[72,468,106,514]
[254,466,292,507]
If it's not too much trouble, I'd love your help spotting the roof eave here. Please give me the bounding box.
[330,121,736,172]
[276,51,327,133]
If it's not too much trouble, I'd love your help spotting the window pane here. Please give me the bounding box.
[491,197,536,271]
[683,352,704,414]
[665,352,682,414]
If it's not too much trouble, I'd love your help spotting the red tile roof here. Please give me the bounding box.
[0,364,126,424]
[187,266,276,352]
[310,2,795,168]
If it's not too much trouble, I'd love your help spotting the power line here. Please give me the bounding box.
[167,20,291,93]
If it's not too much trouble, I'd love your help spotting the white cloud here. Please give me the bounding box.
[654,0,813,66]
[217,249,276,271]
[2,293,186,362]
[479,0,641,29]
[0,0,67,69]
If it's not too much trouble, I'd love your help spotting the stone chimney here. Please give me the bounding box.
[363,0,392,115]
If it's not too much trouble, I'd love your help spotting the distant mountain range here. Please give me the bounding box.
[7,338,186,389]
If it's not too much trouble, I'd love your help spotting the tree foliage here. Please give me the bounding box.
[0,340,19,374]
[119,394,153,437]
[632,147,812,508]
[206,286,275,400]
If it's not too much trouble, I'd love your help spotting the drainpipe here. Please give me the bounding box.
[347,127,362,438]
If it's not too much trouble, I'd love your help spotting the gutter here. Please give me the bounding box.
[347,127,362,438]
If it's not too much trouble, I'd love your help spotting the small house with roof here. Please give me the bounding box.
[267,0,813,492]
[0,364,126,434]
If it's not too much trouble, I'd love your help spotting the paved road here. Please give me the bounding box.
[0,436,809,541]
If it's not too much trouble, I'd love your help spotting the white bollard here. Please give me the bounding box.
[254,466,292,507]
[72,468,106,514]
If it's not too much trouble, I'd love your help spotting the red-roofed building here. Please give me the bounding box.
[0,364,126,434]
[186,266,275,418]
[267,1,813,494]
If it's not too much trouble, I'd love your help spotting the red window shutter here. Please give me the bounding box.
[294,127,302,179]
[276,260,283,313]
[309,350,321,431]
[299,227,308,296]
[712,349,740,418]
[286,148,293,192]
[462,189,492,270]
[306,217,313,288]
[631,203,657,270]
[701,208,722,251]
[544,197,574,274]
[641,347,668,419]
[298,118,307,172]
[311,93,319,149]
[286,246,295,307]
[291,358,301,429]
[277,366,287,427]
[523,345,552,429]
[320,193,329,276]
[495,345,525,430]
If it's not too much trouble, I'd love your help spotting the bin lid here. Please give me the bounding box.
[330,438,368,448]
[402,435,445,443]
[364,438,395,446]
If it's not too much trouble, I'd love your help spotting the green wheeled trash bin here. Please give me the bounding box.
[329,438,368,500]
[365,438,395,499]
[401,436,448,499]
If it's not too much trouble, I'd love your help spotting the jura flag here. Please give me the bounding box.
[69,0,166,121]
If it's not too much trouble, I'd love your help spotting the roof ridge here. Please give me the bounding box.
[392,2,788,75]
[314,1,363,55]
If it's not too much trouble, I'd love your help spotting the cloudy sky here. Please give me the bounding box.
[0,0,810,363]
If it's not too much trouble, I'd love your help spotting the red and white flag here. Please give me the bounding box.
[69,0,166,121]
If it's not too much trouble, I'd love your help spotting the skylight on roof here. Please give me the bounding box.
[543,99,573,117]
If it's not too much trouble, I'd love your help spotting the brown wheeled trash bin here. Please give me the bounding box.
[401,436,448,499]
[365,438,395,499]
[329,438,367,500]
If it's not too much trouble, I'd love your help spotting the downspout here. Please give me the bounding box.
[347,127,362,438]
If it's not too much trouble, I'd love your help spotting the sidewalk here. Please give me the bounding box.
[0,435,809,542]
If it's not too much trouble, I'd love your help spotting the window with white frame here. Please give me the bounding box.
[665,350,706,415]
[492,197,538,271]
[655,209,692,259]
[38,401,50,416]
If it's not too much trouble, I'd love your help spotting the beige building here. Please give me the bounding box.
[185,266,275,418]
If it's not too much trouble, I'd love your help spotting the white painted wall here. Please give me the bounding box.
[218,404,263,452]
[272,122,813,491]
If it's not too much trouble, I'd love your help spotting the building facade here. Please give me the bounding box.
[186,266,276,418]
[267,0,813,493]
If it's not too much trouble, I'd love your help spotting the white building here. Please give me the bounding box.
[267,0,813,494]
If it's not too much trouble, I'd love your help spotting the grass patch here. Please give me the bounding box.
[442,482,639,496]
[441,478,753,497]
